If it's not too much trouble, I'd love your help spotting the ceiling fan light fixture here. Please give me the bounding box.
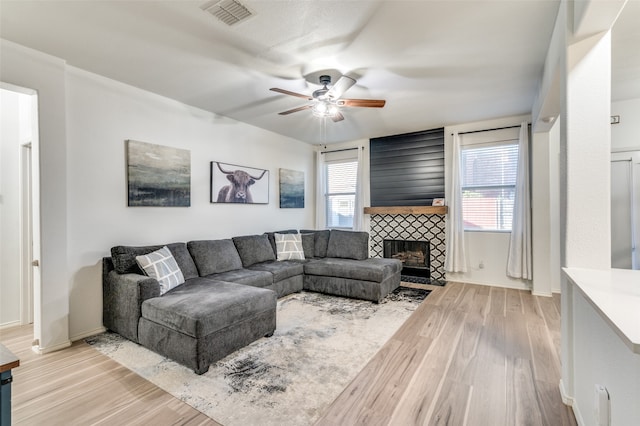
[312,101,329,116]
[312,101,341,118]
[271,74,385,122]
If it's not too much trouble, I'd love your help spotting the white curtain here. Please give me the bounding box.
[445,132,468,273]
[507,122,532,279]
[315,149,326,229]
[352,146,365,231]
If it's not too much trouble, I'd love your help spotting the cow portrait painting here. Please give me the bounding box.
[210,161,269,204]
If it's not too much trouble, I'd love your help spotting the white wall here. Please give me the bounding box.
[531,118,562,295]
[611,98,640,152]
[549,0,630,418]
[65,67,315,340]
[548,120,562,293]
[1,39,315,344]
[531,129,552,296]
[563,30,612,270]
[1,40,67,352]
[0,89,21,327]
[444,114,533,290]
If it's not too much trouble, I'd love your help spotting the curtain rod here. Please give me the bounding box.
[452,123,530,136]
[320,146,363,154]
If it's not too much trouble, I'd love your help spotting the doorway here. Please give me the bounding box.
[0,84,40,331]
[611,150,640,269]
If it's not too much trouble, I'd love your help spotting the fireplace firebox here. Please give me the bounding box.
[383,239,430,283]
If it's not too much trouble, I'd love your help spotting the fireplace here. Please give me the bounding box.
[383,239,430,284]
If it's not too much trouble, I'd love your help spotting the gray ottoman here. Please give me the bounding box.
[303,258,402,303]
[138,278,276,374]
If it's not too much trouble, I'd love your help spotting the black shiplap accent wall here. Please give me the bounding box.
[370,128,445,207]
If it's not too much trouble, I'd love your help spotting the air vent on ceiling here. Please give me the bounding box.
[201,0,254,26]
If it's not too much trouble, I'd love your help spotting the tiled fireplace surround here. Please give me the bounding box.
[367,209,447,284]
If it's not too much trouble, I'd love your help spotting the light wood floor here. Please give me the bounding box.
[1,282,575,426]
[0,325,219,426]
[317,282,576,426]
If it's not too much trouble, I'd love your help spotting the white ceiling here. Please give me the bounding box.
[1,0,638,144]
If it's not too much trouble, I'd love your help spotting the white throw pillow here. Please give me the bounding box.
[136,246,185,295]
[275,233,305,261]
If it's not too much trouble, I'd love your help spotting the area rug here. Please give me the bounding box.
[86,286,430,426]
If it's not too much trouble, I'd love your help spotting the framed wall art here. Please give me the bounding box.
[279,168,304,208]
[210,161,269,204]
[127,140,190,207]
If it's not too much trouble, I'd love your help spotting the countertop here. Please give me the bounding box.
[563,267,640,354]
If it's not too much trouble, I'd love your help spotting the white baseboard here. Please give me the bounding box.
[532,290,553,297]
[559,380,583,425]
[559,379,573,405]
[572,402,585,426]
[451,279,531,291]
[0,320,22,330]
[26,327,106,354]
[70,326,107,342]
[33,339,71,354]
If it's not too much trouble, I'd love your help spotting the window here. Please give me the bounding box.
[461,142,518,231]
[325,160,357,228]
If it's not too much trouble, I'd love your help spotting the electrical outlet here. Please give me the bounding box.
[479,261,485,269]
[594,384,610,426]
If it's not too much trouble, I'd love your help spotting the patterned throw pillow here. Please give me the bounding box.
[274,233,305,261]
[136,246,185,295]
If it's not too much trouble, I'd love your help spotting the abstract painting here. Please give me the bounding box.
[279,168,304,208]
[127,140,190,207]
[211,161,269,204]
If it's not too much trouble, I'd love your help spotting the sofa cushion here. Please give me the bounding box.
[300,229,330,258]
[167,243,200,280]
[275,233,305,260]
[248,260,304,282]
[304,258,401,283]
[187,239,243,276]
[301,233,315,259]
[112,244,162,274]
[204,268,273,288]
[111,243,198,279]
[233,234,276,267]
[264,229,298,255]
[326,230,369,260]
[135,246,185,295]
[141,279,276,338]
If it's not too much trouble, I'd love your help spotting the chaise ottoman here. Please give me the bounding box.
[137,278,276,374]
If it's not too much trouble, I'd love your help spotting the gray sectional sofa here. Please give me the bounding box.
[102,229,402,374]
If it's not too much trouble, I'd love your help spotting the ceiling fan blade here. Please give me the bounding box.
[331,111,345,122]
[270,88,313,100]
[278,105,313,115]
[336,99,386,108]
[327,75,356,100]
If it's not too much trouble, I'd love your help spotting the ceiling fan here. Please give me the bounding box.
[270,75,386,122]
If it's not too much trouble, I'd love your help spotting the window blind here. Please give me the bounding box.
[461,142,518,231]
[325,160,357,228]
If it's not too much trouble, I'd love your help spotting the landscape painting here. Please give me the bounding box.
[127,140,190,207]
[211,161,269,204]
[279,168,304,208]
